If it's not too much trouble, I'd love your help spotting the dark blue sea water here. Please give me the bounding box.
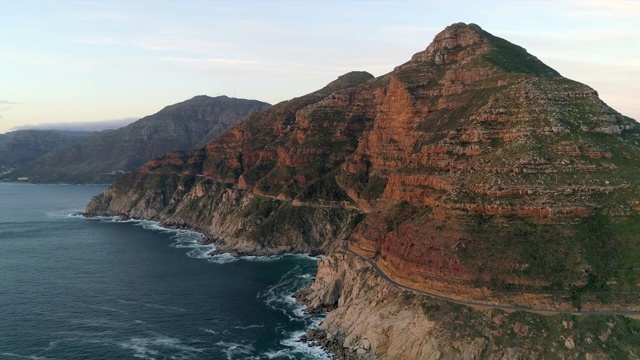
[0,183,328,359]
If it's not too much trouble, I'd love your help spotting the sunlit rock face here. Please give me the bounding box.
[88,22,640,340]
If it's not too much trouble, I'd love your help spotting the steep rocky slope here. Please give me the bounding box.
[4,96,269,183]
[298,252,640,359]
[86,23,640,358]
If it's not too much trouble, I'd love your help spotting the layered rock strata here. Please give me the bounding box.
[86,23,640,358]
[298,252,640,359]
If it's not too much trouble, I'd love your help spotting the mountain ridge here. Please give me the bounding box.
[85,23,640,359]
[4,95,270,183]
[0,129,92,168]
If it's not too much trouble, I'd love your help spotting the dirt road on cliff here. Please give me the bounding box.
[258,193,640,316]
[345,247,640,317]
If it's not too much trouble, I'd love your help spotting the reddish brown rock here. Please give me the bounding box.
[87,22,640,310]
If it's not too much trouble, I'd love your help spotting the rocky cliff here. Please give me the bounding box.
[298,251,640,359]
[4,96,269,183]
[86,23,640,358]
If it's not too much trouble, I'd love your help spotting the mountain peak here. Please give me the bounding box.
[430,22,487,50]
[408,22,559,77]
[323,71,374,91]
[410,22,489,64]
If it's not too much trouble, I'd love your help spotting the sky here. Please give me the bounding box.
[1,0,639,134]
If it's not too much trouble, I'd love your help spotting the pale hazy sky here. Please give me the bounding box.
[1,0,639,134]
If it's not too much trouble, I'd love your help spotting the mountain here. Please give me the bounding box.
[11,118,137,132]
[0,129,91,168]
[85,23,640,358]
[3,96,270,183]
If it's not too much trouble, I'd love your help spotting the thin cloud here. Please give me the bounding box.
[69,35,119,46]
[0,100,18,105]
[5,50,101,71]
[385,25,441,38]
[161,56,258,66]
[563,0,640,19]
[67,11,129,23]
[132,35,225,54]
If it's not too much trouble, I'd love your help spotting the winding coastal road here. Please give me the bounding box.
[254,193,640,317]
[345,246,640,317]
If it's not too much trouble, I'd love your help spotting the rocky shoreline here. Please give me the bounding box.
[295,252,640,359]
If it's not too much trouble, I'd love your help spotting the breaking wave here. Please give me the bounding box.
[81,215,331,358]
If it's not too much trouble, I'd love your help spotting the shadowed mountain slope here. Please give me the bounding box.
[4,96,269,183]
[0,130,91,167]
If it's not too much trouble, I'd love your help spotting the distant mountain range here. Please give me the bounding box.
[0,130,92,167]
[2,95,269,183]
[11,118,138,132]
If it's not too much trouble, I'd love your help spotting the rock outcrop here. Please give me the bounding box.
[86,23,640,358]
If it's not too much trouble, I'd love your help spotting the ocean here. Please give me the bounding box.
[0,183,328,359]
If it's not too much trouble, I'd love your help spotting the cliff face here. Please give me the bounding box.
[86,23,640,358]
[5,96,270,183]
[86,73,373,255]
[298,252,640,359]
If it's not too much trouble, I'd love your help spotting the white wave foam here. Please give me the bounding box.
[208,252,323,265]
[215,341,259,360]
[46,209,86,219]
[83,215,327,267]
[1,352,52,360]
[69,317,123,329]
[278,329,333,360]
[79,303,128,314]
[203,328,219,335]
[120,334,204,360]
[208,253,239,264]
[259,265,313,322]
[116,299,186,312]
[185,245,216,259]
[256,264,333,360]
[88,216,214,262]
[232,324,264,330]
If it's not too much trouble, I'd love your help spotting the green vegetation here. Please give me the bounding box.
[577,210,640,291]
[459,209,640,309]
[240,195,279,218]
[255,166,298,196]
[336,169,388,201]
[241,160,276,184]
[417,85,503,134]
[360,175,388,201]
[298,171,350,202]
[416,288,640,358]
[384,201,420,233]
[460,215,580,289]
[484,33,559,77]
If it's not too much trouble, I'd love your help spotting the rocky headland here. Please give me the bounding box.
[85,23,640,358]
